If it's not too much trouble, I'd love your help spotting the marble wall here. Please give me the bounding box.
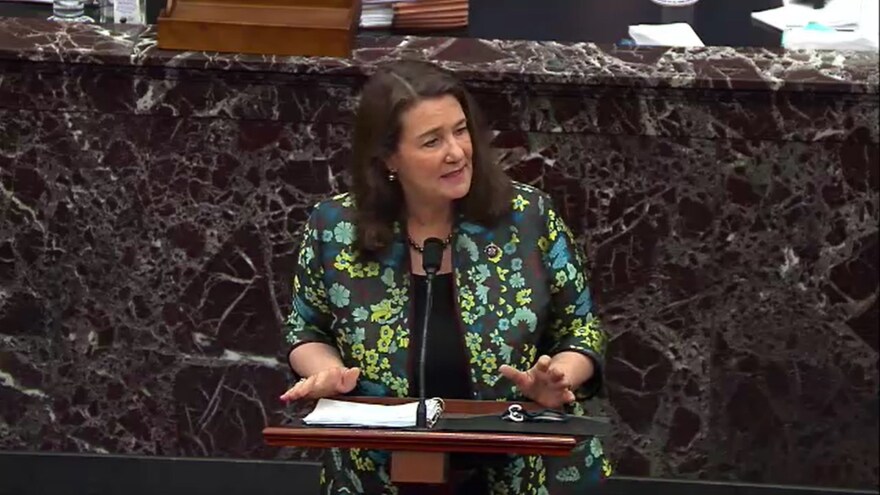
[0,18,877,490]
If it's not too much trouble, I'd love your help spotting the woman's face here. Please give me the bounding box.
[386,94,473,208]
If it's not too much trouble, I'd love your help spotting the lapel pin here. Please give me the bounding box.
[484,243,501,259]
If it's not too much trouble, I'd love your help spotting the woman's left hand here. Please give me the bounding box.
[499,354,576,409]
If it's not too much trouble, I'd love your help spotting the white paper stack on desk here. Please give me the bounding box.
[751,0,878,50]
[752,0,863,30]
[361,0,402,29]
[628,22,705,47]
[302,398,445,428]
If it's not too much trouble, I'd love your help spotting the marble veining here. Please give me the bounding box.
[0,15,877,491]
[0,18,877,92]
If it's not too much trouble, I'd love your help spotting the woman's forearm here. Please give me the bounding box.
[289,342,345,378]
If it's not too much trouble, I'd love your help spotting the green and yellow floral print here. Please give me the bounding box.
[286,182,611,494]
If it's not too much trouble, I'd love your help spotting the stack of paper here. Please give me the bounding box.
[782,26,879,49]
[360,0,400,28]
[361,0,404,28]
[361,7,393,28]
[751,0,864,30]
[628,22,705,47]
[752,0,878,51]
[303,398,445,428]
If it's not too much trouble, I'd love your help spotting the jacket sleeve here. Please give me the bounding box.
[538,195,607,400]
[283,203,336,374]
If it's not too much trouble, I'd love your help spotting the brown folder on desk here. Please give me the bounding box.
[392,0,468,29]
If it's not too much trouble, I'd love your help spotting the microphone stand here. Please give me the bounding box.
[416,238,444,429]
[415,271,435,429]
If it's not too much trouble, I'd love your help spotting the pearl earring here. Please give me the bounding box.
[387,170,398,182]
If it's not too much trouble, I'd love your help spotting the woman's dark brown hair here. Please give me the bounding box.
[350,59,512,255]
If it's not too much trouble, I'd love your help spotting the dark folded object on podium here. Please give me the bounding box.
[288,397,611,438]
[435,412,611,438]
[290,414,611,438]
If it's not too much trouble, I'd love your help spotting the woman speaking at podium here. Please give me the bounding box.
[280,59,611,494]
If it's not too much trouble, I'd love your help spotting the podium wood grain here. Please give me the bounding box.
[263,425,576,456]
[157,0,361,57]
[391,451,448,484]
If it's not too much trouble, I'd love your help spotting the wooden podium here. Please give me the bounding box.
[263,397,580,487]
[157,0,362,58]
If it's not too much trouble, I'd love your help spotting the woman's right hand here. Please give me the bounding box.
[279,366,361,402]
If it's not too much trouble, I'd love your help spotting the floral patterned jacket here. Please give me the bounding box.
[285,182,612,494]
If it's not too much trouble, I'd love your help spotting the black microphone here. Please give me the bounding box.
[416,237,444,428]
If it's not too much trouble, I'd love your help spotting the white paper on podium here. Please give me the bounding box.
[755,0,880,50]
[303,398,445,428]
[628,23,705,47]
[751,0,868,31]
[783,25,879,50]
